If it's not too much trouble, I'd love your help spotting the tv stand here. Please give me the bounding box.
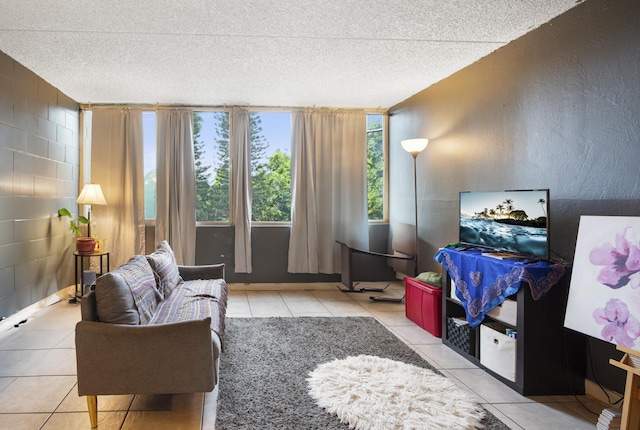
[481,251,526,259]
[436,247,585,395]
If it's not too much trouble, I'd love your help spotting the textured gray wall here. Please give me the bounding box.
[388,0,639,393]
[195,226,341,283]
[147,223,397,284]
[0,52,79,318]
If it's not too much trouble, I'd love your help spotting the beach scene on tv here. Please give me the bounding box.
[459,190,549,258]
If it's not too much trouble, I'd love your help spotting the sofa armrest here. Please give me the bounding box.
[178,263,225,281]
[75,318,216,396]
[80,290,98,322]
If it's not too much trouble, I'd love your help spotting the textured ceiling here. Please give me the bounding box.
[0,0,583,108]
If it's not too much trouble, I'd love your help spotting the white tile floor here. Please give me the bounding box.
[0,281,608,429]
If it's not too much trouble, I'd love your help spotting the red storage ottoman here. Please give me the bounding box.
[405,276,443,337]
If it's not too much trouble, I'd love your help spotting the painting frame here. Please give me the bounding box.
[564,215,640,349]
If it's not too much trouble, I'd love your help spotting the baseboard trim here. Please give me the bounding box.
[0,285,75,335]
[584,378,623,406]
[227,281,404,291]
[227,282,340,291]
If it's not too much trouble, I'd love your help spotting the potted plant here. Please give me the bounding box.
[58,208,96,253]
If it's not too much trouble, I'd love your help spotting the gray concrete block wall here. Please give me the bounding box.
[388,0,640,394]
[0,51,79,318]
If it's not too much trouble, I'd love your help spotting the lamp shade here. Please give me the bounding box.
[401,138,429,156]
[76,183,107,206]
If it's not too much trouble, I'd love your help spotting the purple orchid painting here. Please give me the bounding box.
[564,216,640,348]
[589,226,640,289]
[593,298,640,348]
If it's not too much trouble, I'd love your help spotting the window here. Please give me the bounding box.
[193,111,292,223]
[143,109,384,224]
[249,112,291,222]
[367,114,385,221]
[143,112,157,220]
[144,111,231,222]
[194,111,230,222]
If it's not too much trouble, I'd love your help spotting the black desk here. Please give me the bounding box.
[336,241,414,292]
[72,251,110,302]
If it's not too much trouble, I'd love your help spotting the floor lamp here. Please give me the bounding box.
[401,138,429,276]
[371,138,428,303]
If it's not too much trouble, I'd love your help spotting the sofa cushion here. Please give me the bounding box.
[148,278,228,348]
[96,255,163,325]
[95,271,140,325]
[146,240,184,297]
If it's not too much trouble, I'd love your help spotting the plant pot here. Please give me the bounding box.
[76,237,96,253]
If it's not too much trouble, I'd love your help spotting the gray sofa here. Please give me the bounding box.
[75,241,228,428]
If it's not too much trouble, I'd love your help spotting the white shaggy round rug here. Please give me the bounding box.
[307,355,485,430]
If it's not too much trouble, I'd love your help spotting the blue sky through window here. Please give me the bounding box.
[143,112,156,176]
[142,111,291,177]
[252,111,291,163]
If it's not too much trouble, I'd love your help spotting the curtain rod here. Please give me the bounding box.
[79,103,388,114]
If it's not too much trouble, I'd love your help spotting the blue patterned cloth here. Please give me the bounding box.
[434,247,570,327]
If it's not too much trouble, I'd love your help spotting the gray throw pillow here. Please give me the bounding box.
[146,240,184,297]
[95,272,141,325]
[95,255,163,325]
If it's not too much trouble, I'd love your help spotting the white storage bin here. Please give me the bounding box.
[450,280,461,302]
[480,322,517,382]
[486,298,517,326]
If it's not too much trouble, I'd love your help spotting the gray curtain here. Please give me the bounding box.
[288,110,368,274]
[156,109,196,265]
[91,108,145,267]
[231,109,253,273]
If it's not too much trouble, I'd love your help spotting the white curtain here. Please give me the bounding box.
[156,109,196,265]
[288,110,368,274]
[91,109,145,267]
[231,109,252,273]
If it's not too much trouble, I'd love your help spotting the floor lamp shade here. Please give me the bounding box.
[401,138,429,158]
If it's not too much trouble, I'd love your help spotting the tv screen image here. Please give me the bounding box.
[459,189,550,259]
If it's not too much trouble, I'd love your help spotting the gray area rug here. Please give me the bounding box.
[216,317,509,430]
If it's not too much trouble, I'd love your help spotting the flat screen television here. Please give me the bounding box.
[459,189,550,259]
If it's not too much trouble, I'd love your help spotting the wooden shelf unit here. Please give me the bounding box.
[441,265,585,396]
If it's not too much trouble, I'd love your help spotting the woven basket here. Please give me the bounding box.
[447,317,476,355]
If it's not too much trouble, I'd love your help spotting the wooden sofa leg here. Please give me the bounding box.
[87,395,98,429]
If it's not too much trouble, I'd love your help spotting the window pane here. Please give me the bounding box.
[194,111,230,222]
[367,114,384,221]
[250,112,292,222]
[143,112,157,219]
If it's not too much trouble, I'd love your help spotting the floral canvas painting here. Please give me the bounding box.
[564,216,640,349]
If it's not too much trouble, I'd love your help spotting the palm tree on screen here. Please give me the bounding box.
[538,198,547,217]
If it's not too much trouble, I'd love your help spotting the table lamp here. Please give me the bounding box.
[76,183,107,239]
